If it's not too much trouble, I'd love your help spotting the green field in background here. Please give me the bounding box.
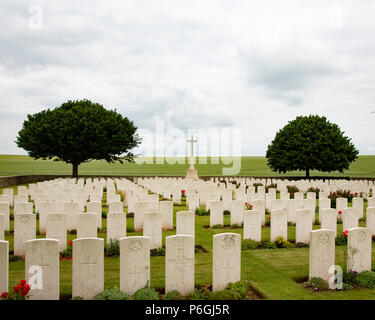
[0,154,374,177]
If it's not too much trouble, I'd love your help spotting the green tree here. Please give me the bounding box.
[16,99,141,177]
[266,115,359,178]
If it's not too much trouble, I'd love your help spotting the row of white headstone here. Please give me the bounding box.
[0,233,241,300]
[310,227,372,282]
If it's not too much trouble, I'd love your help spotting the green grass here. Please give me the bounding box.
[0,154,375,177]
[4,190,375,300]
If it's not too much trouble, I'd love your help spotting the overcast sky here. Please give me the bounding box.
[1,0,374,157]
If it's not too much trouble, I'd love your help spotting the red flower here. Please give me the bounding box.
[245,202,247,205]
[350,193,353,197]
[61,257,66,261]
[343,230,348,238]
[250,205,253,209]
[69,240,73,247]
[13,286,19,293]
[355,192,358,195]
[69,257,72,261]
[20,280,26,285]
[1,292,8,298]
[181,190,185,194]
[338,210,342,215]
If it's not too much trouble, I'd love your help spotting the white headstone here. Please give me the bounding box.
[309,229,335,282]
[366,207,375,236]
[243,210,261,241]
[143,212,162,249]
[212,233,241,291]
[159,201,173,230]
[352,197,364,218]
[0,240,8,294]
[46,213,67,252]
[86,202,102,229]
[0,214,4,240]
[287,199,297,223]
[210,200,223,227]
[0,203,10,231]
[14,214,36,256]
[318,198,331,223]
[108,202,123,214]
[72,238,104,300]
[134,201,148,232]
[165,235,195,295]
[176,211,195,237]
[107,212,126,244]
[77,213,97,239]
[188,194,199,213]
[347,227,372,273]
[296,209,312,244]
[25,239,59,300]
[342,208,359,232]
[120,236,150,295]
[252,199,266,225]
[230,200,244,226]
[270,210,287,241]
[336,198,348,215]
[320,208,337,238]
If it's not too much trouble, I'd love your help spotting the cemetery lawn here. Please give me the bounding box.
[4,187,375,300]
[1,154,375,177]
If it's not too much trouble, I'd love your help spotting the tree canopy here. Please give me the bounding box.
[265,115,359,178]
[16,99,141,177]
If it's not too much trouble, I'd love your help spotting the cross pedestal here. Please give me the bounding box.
[186,135,199,180]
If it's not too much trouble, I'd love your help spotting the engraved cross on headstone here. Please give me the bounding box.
[80,255,96,277]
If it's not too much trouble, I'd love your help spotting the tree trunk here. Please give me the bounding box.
[72,163,79,178]
[306,168,310,179]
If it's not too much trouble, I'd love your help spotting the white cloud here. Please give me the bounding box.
[0,0,374,156]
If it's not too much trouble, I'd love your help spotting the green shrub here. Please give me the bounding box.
[275,236,293,248]
[341,283,354,291]
[150,247,165,257]
[287,185,299,199]
[265,183,277,193]
[195,207,210,216]
[226,280,250,300]
[230,223,241,229]
[133,287,159,300]
[335,235,347,246]
[127,226,134,233]
[208,290,237,300]
[105,238,120,257]
[307,277,329,291]
[307,187,320,197]
[72,296,84,300]
[188,288,209,300]
[343,271,358,285]
[242,239,260,250]
[164,290,183,300]
[253,183,263,192]
[94,286,130,300]
[9,255,23,262]
[265,242,277,249]
[356,271,375,289]
[223,210,231,215]
[127,212,134,218]
[69,229,77,235]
